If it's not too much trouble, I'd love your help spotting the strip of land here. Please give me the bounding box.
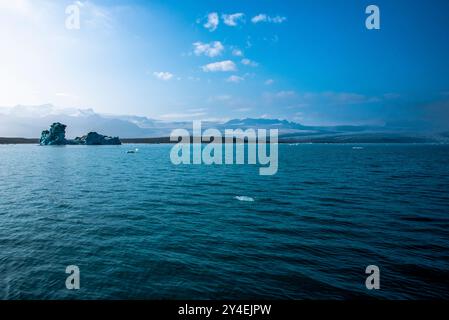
[0,134,441,144]
[0,138,39,144]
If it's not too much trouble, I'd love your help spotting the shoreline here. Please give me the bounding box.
[0,137,444,145]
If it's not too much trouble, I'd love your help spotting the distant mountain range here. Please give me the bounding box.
[1,104,448,143]
[0,104,180,138]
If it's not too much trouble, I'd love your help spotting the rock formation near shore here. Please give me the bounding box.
[40,122,121,145]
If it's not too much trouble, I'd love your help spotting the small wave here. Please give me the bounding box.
[400,216,442,223]
[352,147,364,150]
[235,196,255,202]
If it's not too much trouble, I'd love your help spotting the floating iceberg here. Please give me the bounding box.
[40,123,121,146]
[235,196,255,202]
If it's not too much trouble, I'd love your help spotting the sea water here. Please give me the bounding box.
[0,144,448,299]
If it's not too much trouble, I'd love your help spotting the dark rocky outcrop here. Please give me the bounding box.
[73,132,122,145]
[40,123,121,146]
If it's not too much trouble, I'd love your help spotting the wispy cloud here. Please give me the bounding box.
[264,90,382,106]
[232,48,244,57]
[265,79,274,85]
[158,112,207,120]
[222,13,245,26]
[193,41,224,57]
[204,12,219,31]
[202,60,237,72]
[241,58,258,67]
[310,92,380,105]
[251,14,267,24]
[226,75,244,83]
[153,71,174,81]
[251,14,287,24]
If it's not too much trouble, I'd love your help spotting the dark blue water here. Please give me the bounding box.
[0,144,448,299]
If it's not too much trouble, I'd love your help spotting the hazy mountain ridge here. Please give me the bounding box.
[0,104,447,143]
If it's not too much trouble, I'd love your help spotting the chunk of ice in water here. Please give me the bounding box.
[235,196,255,202]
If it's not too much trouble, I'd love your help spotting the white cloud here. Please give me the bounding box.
[232,48,244,57]
[251,14,267,23]
[265,79,274,85]
[251,14,287,24]
[271,16,287,24]
[241,58,258,67]
[226,75,244,83]
[202,60,237,72]
[193,41,224,57]
[153,72,174,81]
[204,12,219,31]
[222,13,245,26]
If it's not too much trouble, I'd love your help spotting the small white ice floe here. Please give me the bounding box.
[352,146,364,150]
[127,148,139,154]
[235,196,255,202]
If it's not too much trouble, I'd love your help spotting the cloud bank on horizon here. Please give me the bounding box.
[0,0,449,129]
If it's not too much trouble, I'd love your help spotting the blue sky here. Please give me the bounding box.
[1,0,449,127]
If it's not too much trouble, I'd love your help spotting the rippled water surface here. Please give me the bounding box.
[1,144,449,299]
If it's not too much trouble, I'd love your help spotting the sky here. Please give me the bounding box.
[1,0,449,127]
